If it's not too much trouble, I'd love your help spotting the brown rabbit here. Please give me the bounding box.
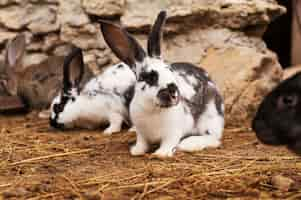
[0,34,93,113]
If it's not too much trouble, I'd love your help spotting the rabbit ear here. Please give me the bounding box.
[99,20,146,70]
[6,34,26,70]
[1,34,25,96]
[147,10,167,58]
[63,47,84,92]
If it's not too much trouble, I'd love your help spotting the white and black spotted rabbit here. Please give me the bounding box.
[100,11,224,157]
[49,47,136,134]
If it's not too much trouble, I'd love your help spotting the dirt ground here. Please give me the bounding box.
[0,113,301,200]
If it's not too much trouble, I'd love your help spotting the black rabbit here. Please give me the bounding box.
[252,71,301,154]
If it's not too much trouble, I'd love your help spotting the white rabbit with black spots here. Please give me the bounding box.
[100,11,224,157]
[49,47,136,135]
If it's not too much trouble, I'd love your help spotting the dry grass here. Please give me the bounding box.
[0,113,301,200]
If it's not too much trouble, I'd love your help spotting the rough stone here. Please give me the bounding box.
[52,44,73,56]
[82,0,125,17]
[162,28,266,66]
[0,4,59,33]
[26,33,63,53]
[0,5,28,30]
[43,33,62,52]
[83,49,112,73]
[27,4,60,34]
[27,38,44,52]
[58,0,90,26]
[201,46,283,127]
[121,0,286,31]
[23,53,48,67]
[60,23,106,50]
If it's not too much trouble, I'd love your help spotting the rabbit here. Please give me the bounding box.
[99,10,225,157]
[252,71,301,155]
[0,34,93,115]
[49,47,136,135]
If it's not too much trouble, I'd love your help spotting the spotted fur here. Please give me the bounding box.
[49,47,136,134]
[100,10,224,157]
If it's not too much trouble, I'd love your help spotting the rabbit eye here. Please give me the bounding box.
[138,70,158,86]
[277,94,298,109]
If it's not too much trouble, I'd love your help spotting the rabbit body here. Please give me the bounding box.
[50,48,136,134]
[129,60,224,157]
[100,11,224,157]
[252,71,301,155]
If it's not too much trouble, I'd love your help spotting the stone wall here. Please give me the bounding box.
[0,0,286,127]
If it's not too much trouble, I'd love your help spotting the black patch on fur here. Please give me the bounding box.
[215,92,224,116]
[141,84,146,91]
[50,94,71,129]
[117,64,124,69]
[53,95,69,115]
[171,62,210,87]
[138,70,159,86]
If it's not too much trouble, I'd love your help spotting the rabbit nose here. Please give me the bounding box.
[167,83,177,94]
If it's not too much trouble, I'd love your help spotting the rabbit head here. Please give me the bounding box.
[252,72,301,154]
[0,34,25,96]
[100,11,180,110]
[50,47,84,129]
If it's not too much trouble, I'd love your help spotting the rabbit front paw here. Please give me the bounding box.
[152,147,176,158]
